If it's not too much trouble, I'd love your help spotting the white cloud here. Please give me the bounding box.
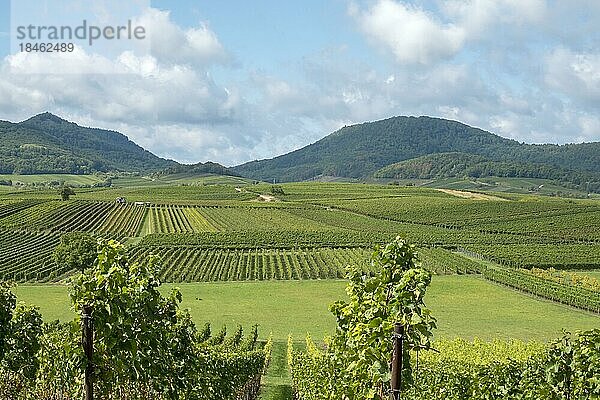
[134,8,229,66]
[499,93,532,115]
[545,47,600,106]
[578,114,600,141]
[443,0,547,36]
[349,0,466,64]
[0,7,248,165]
[1,51,236,125]
[489,114,521,139]
[0,2,598,167]
[6,47,122,75]
[351,0,549,65]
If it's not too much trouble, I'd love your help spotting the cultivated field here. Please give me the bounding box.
[3,181,600,310]
[1,179,599,399]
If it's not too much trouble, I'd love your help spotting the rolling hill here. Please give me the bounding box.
[232,116,600,183]
[4,113,599,192]
[0,112,175,174]
[153,161,240,178]
[374,152,600,193]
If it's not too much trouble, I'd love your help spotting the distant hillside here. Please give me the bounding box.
[153,161,241,177]
[232,116,600,182]
[0,112,175,174]
[375,152,600,193]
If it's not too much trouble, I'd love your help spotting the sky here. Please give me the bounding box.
[0,0,599,166]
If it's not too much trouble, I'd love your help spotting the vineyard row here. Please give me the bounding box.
[129,246,372,282]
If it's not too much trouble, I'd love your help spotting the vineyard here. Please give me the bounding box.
[1,181,600,400]
[527,267,600,291]
[0,184,598,301]
[462,244,600,269]
[0,241,273,400]
[289,332,600,400]
[286,237,600,400]
[129,246,371,282]
[0,229,62,281]
[197,206,331,231]
[137,230,391,248]
[417,247,484,274]
[0,200,70,230]
[97,204,147,236]
[317,195,599,227]
[144,205,207,234]
[0,184,600,290]
[0,199,45,219]
[469,255,600,313]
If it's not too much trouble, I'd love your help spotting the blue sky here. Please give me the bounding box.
[0,0,599,165]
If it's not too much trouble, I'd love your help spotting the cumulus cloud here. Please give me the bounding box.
[0,1,598,167]
[6,47,122,75]
[442,0,547,36]
[350,0,548,65]
[545,47,600,106]
[0,6,248,164]
[1,51,237,125]
[343,0,598,144]
[349,0,466,64]
[134,8,229,66]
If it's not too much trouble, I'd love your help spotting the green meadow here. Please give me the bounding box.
[14,275,599,342]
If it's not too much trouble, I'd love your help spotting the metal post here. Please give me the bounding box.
[390,323,404,400]
[82,305,94,400]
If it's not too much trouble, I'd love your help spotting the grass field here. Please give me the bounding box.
[0,174,107,186]
[418,177,598,197]
[581,271,600,278]
[110,173,254,188]
[13,276,600,342]
[259,342,294,400]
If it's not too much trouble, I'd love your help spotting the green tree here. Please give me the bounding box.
[53,232,97,273]
[270,185,285,195]
[58,185,76,201]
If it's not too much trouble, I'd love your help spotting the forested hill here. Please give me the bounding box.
[232,116,600,182]
[0,112,175,174]
[374,152,600,193]
[153,161,240,177]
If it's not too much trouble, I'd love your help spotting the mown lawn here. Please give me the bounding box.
[13,275,599,342]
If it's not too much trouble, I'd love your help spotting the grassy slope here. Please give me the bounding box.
[419,176,596,197]
[0,174,106,185]
[110,174,254,188]
[13,276,600,342]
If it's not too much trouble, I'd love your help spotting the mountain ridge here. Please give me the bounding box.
[2,113,599,187]
[232,116,600,182]
[0,112,176,174]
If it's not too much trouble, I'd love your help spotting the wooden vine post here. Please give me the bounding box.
[82,304,94,400]
[390,323,404,400]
